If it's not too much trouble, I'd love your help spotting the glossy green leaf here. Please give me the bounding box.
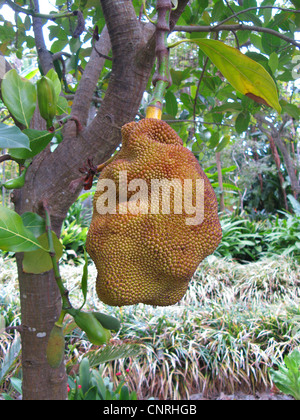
[186,39,281,113]
[235,111,251,134]
[0,123,30,151]
[57,96,69,115]
[165,91,178,117]
[0,206,44,253]
[22,232,63,274]
[1,69,37,128]
[9,129,54,160]
[21,212,46,238]
[215,135,231,152]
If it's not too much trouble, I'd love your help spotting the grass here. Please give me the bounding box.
[0,254,299,400]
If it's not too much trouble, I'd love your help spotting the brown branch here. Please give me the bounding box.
[174,24,300,49]
[32,0,54,74]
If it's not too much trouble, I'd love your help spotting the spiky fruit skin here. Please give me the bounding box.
[86,119,222,307]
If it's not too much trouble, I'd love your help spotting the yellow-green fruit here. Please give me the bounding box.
[73,310,111,346]
[37,76,57,129]
[86,118,222,307]
[46,325,65,369]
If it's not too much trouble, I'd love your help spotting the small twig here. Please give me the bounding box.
[0,154,12,164]
[0,115,13,124]
[173,24,300,50]
[193,56,209,124]
[215,5,300,29]
[5,325,23,333]
[142,0,157,24]
[5,0,77,21]
[93,44,113,61]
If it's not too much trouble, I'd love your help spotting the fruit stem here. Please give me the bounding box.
[43,202,73,311]
[146,0,172,120]
[55,310,67,328]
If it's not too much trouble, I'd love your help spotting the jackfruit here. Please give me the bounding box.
[86,118,222,307]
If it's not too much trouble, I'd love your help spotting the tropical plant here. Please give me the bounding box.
[269,349,300,401]
[67,358,137,401]
[0,0,299,400]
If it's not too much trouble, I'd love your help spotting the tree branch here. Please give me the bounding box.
[4,0,76,21]
[32,0,54,74]
[0,154,12,164]
[216,5,300,28]
[174,24,300,49]
[70,25,111,127]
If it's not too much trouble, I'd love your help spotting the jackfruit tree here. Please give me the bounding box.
[0,0,298,401]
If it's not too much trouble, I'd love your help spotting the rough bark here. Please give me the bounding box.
[6,0,189,400]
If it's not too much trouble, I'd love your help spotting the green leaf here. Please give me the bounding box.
[280,101,300,120]
[22,232,63,274]
[21,212,46,238]
[215,135,231,152]
[57,96,69,115]
[9,129,54,160]
[1,69,37,128]
[87,343,144,367]
[165,91,178,117]
[261,25,282,55]
[0,123,30,151]
[268,52,279,74]
[287,195,300,216]
[79,358,91,395]
[0,206,44,253]
[0,334,21,384]
[186,39,281,113]
[46,68,61,99]
[235,111,251,134]
[10,377,22,395]
[211,182,241,191]
[207,132,220,149]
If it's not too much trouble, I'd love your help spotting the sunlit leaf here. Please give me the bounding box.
[184,39,281,113]
[1,69,37,128]
[22,232,63,274]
